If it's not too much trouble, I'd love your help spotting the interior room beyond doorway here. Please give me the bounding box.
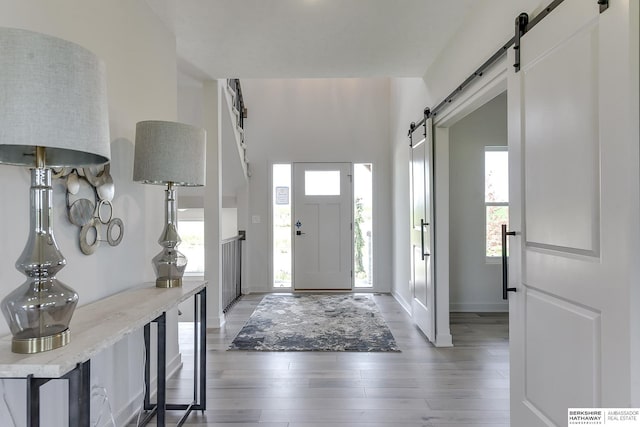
[449,92,508,313]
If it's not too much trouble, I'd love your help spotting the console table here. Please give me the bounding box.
[0,280,207,427]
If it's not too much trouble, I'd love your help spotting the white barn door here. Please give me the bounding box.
[508,0,638,425]
[410,119,435,342]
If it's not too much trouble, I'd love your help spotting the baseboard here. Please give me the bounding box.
[392,291,411,315]
[450,303,509,312]
[167,352,182,380]
[208,313,226,329]
[435,333,453,347]
[113,389,145,427]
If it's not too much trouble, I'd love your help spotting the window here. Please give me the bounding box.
[272,164,292,288]
[354,163,373,287]
[178,208,205,275]
[485,147,508,258]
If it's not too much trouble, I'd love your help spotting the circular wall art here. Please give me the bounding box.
[54,164,125,255]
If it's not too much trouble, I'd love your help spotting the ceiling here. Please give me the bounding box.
[145,0,479,79]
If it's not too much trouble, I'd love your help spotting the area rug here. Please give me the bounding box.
[228,294,400,352]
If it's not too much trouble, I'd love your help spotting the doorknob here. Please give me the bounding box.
[501,224,517,299]
[420,219,430,260]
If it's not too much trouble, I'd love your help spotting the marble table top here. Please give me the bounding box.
[0,280,206,378]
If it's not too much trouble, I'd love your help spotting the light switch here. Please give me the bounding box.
[252,215,261,224]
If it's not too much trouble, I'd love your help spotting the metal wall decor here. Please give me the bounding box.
[54,164,124,254]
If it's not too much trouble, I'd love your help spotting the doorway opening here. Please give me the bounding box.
[271,162,374,290]
[448,92,508,314]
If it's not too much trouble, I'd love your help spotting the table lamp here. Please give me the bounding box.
[0,28,110,353]
[133,121,206,288]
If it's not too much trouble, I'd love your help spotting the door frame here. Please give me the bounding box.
[429,55,509,348]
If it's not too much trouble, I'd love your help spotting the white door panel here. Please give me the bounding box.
[509,0,636,425]
[293,163,352,290]
[523,16,600,254]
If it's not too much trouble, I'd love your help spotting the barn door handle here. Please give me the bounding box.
[502,224,517,299]
[421,219,430,260]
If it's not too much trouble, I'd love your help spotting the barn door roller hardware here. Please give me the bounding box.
[513,13,529,72]
[408,122,415,146]
[408,0,609,131]
[513,0,607,72]
[598,0,609,13]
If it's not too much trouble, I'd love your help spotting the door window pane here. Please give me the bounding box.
[305,170,340,196]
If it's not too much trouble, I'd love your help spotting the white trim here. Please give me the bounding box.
[485,145,509,152]
[429,54,509,349]
[435,333,453,347]
[433,56,508,128]
[434,126,453,348]
[207,313,226,329]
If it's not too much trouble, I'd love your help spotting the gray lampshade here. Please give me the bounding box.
[133,121,206,186]
[0,27,110,167]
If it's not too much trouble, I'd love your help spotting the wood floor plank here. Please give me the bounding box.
[130,294,510,426]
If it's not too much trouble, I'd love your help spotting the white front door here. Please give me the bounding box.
[508,0,637,425]
[410,119,435,341]
[293,162,353,290]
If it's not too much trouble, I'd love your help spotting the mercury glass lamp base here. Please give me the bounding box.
[156,277,182,288]
[12,328,70,354]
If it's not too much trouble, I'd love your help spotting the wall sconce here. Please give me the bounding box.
[133,121,206,288]
[0,28,110,353]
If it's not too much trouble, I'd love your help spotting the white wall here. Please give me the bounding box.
[241,79,392,293]
[423,0,548,104]
[0,1,179,425]
[389,78,430,310]
[449,93,508,312]
[222,208,239,240]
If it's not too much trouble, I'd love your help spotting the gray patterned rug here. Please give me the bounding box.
[229,294,400,352]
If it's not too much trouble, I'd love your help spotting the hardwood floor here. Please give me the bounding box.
[141,294,509,426]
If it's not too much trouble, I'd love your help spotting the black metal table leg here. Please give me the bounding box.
[80,361,90,426]
[67,365,81,426]
[157,312,167,426]
[26,375,40,427]
[139,287,207,426]
[27,370,86,427]
[144,323,151,411]
[199,288,207,411]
